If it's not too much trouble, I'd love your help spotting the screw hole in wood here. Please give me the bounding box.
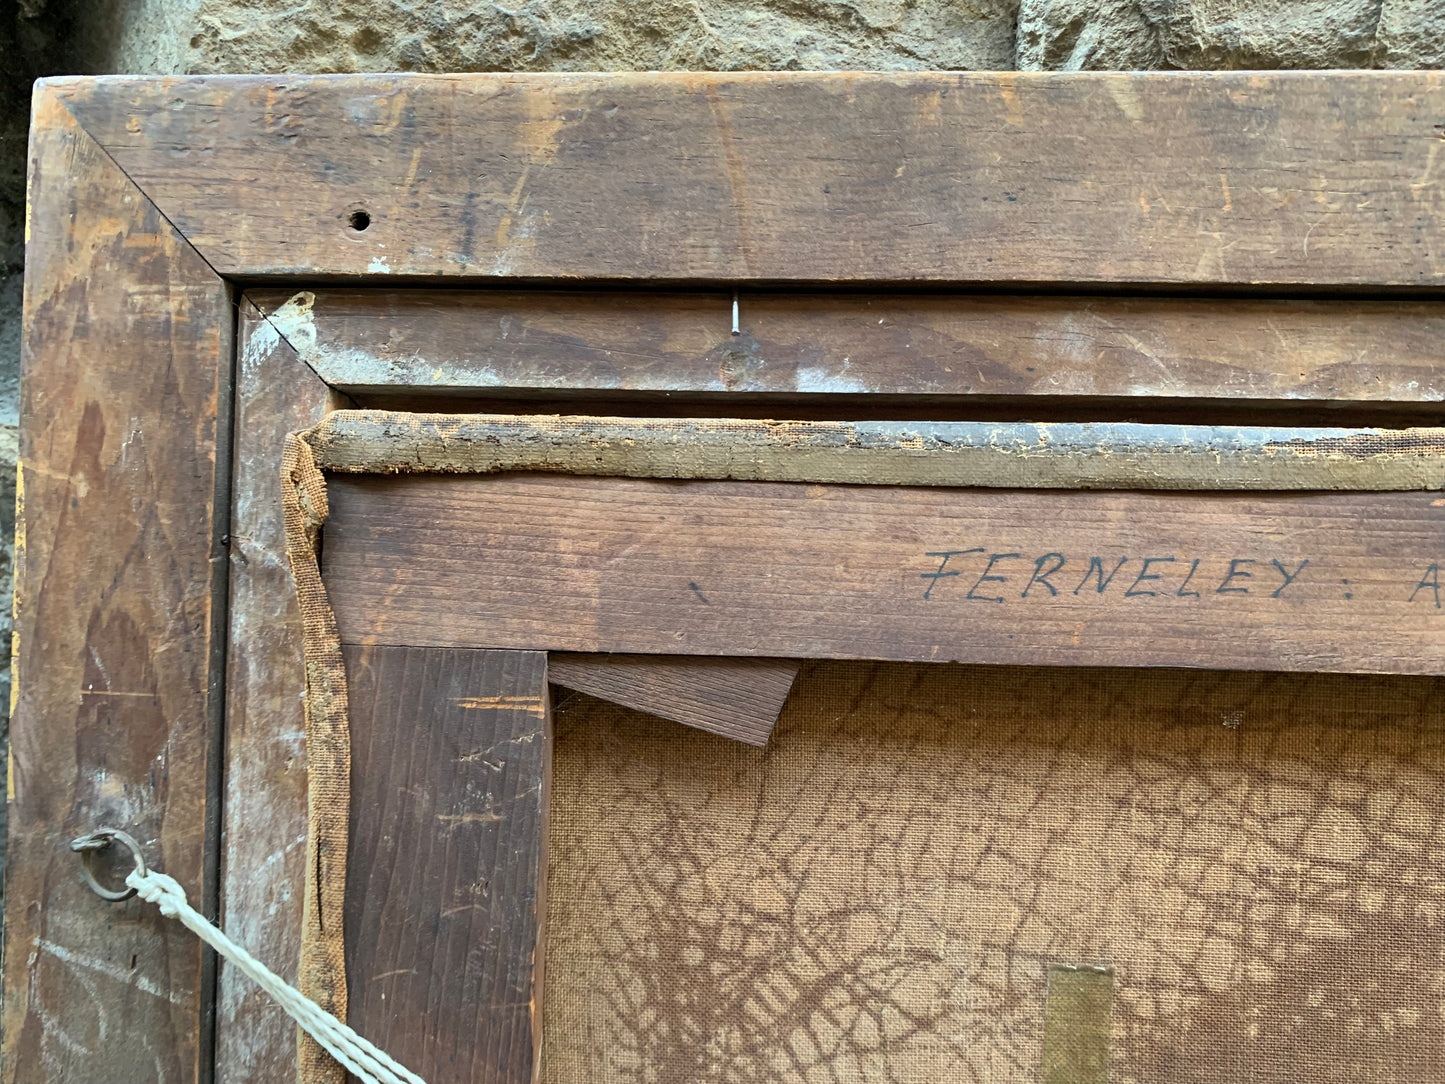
[347,209,371,232]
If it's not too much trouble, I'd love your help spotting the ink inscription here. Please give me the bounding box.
[919,550,1441,607]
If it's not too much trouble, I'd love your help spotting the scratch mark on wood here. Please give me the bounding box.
[36,940,193,1007]
[450,695,547,713]
[436,812,505,826]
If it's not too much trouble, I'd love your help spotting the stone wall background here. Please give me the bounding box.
[0,0,1440,883]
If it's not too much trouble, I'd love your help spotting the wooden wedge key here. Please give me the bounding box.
[547,653,799,746]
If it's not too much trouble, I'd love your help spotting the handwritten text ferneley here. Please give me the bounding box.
[918,550,1445,608]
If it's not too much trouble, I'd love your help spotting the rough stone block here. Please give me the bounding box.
[1017,0,1418,70]
[144,0,1023,76]
[1375,0,1445,68]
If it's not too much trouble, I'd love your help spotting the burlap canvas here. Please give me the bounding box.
[542,661,1445,1083]
[281,434,350,1084]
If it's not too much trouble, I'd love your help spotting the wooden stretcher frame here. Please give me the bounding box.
[9,71,1445,1084]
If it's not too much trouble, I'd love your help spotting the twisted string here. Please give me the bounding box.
[127,868,428,1084]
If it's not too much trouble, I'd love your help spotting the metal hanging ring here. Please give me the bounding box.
[69,827,147,902]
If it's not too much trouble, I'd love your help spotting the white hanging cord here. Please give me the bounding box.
[71,828,428,1084]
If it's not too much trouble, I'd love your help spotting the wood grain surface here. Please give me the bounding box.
[52,71,1445,287]
[4,88,231,1083]
[323,474,1445,676]
[250,288,1445,408]
[343,645,550,1084]
[549,653,798,746]
[217,298,344,1083]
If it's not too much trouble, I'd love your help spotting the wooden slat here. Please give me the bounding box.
[548,653,798,746]
[250,288,1445,406]
[324,474,1445,676]
[54,72,1445,287]
[216,298,341,1081]
[343,645,550,1084]
[4,88,230,1083]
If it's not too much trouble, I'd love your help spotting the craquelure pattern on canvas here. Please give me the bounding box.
[543,661,1445,1083]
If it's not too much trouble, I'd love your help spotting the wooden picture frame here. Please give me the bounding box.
[9,71,1445,1084]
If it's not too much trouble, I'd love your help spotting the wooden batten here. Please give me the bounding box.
[251,288,1445,409]
[6,89,231,1084]
[54,72,1445,288]
[344,646,551,1084]
[217,301,342,1081]
[323,473,1445,677]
